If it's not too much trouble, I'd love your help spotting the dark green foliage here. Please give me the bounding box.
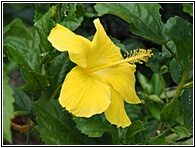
[3,3,193,145]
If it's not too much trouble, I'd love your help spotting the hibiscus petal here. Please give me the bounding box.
[104,88,131,128]
[87,19,123,68]
[91,63,141,104]
[48,24,92,68]
[59,66,111,117]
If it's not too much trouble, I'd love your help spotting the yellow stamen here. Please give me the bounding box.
[87,49,153,73]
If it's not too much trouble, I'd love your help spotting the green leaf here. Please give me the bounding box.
[148,95,164,104]
[61,4,85,31]
[126,120,145,143]
[5,61,19,73]
[34,6,55,53]
[160,88,176,99]
[182,3,193,16]
[4,44,31,70]
[147,45,174,74]
[160,98,182,122]
[147,131,167,145]
[73,114,123,144]
[170,58,184,85]
[147,103,163,120]
[94,3,165,43]
[4,25,49,91]
[137,72,165,96]
[34,3,51,17]
[3,65,14,143]
[174,126,190,138]
[168,141,191,145]
[122,38,145,52]
[136,71,152,94]
[73,115,110,138]
[133,121,159,144]
[110,36,127,54]
[181,88,193,130]
[163,16,193,69]
[151,73,165,96]
[3,18,30,37]
[48,52,75,91]
[4,28,42,73]
[183,137,193,145]
[20,68,48,91]
[12,87,32,112]
[33,99,96,145]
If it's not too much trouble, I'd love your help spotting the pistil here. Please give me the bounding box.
[87,49,153,73]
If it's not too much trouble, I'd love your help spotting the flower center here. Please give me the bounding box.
[87,49,153,73]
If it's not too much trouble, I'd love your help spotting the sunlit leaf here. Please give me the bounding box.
[174,126,190,138]
[148,95,164,104]
[3,65,14,143]
[148,103,163,120]
[151,73,165,96]
[136,71,152,94]
[182,3,193,16]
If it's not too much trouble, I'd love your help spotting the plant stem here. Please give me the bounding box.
[173,69,189,100]
[156,69,189,135]
[50,83,63,100]
[183,81,193,89]
[156,122,163,135]
[158,73,169,103]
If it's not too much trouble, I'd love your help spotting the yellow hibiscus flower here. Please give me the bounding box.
[48,18,152,128]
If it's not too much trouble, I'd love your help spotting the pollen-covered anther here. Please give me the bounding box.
[128,49,153,64]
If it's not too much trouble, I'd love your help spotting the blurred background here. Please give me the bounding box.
[3,3,192,145]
